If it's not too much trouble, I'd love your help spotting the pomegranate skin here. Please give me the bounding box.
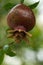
[7,4,35,31]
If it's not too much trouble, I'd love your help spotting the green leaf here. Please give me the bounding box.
[3,45,16,57]
[3,3,16,11]
[0,49,4,65]
[21,0,24,3]
[29,1,40,9]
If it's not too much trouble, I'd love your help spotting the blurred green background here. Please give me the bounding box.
[0,0,43,65]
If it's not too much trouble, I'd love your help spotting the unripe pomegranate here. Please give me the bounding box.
[7,4,35,43]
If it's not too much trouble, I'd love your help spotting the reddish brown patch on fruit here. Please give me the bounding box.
[7,4,35,31]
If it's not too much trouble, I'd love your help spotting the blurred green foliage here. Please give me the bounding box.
[0,0,43,65]
[0,49,4,65]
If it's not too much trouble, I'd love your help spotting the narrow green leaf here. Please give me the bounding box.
[29,1,40,9]
[21,0,24,3]
[6,49,16,57]
[3,45,16,57]
[3,3,16,11]
[0,49,4,65]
